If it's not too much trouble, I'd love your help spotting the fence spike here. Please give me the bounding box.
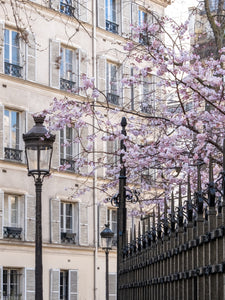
[197,160,202,191]
[209,155,213,183]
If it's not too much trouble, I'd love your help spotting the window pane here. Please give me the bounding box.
[11,110,20,149]
[10,195,18,226]
[4,109,10,148]
[3,270,8,296]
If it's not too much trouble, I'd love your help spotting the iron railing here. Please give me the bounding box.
[3,227,22,239]
[4,148,22,162]
[60,78,77,93]
[60,158,79,173]
[106,20,119,34]
[107,93,119,105]
[61,232,76,244]
[4,62,22,78]
[60,1,77,17]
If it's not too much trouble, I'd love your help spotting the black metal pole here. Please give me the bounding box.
[106,249,109,300]
[117,117,127,300]
[35,177,43,300]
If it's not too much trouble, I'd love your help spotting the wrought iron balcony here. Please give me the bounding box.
[141,103,153,114]
[107,93,119,105]
[4,62,22,78]
[4,148,23,162]
[60,2,76,17]
[61,232,76,244]
[60,158,79,173]
[106,20,119,34]
[4,226,22,239]
[60,78,77,92]
[139,33,148,45]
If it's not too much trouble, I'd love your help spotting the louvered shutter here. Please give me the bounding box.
[109,273,116,300]
[79,202,88,245]
[69,270,78,300]
[25,268,35,300]
[98,0,105,29]
[96,136,104,178]
[0,104,4,159]
[50,269,60,300]
[19,36,26,79]
[20,195,25,241]
[0,190,3,239]
[122,63,130,108]
[131,3,138,41]
[118,64,123,106]
[51,0,60,11]
[50,198,60,243]
[97,56,106,102]
[116,0,121,35]
[51,131,60,169]
[0,21,4,73]
[26,33,36,81]
[79,0,87,22]
[98,205,107,246]
[50,40,60,88]
[79,49,88,97]
[122,0,131,36]
[107,140,115,166]
[21,110,28,163]
[80,126,88,174]
[25,194,35,242]
[0,266,2,299]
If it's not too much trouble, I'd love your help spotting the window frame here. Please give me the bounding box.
[107,208,117,246]
[4,108,20,150]
[60,270,69,300]
[4,194,20,228]
[60,202,74,234]
[3,268,22,299]
[106,61,120,105]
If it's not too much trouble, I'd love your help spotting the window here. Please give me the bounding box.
[60,127,79,172]
[60,0,78,17]
[138,10,147,44]
[107,209,117,246]
[4,29,22,78]
[105,0,118,33]
[60,202,78,243]
[4,109,22,161]
[3,269,22,299]
[106,62,119,105]
[60,47,79,93]
[209,0,225,11]
[140,75,156,114]
[60,271,69,300]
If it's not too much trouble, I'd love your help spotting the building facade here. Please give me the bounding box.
[0,0,170,299]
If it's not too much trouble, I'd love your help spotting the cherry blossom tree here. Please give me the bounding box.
[42,0,225,210]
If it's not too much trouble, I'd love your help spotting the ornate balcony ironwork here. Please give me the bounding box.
[60,158,79,172]
[60,2,76,17]
[107,93,119,105]
[141,103,153,114]
[4,148,22,162]
[4,62,22,78]
[106,20,119,34]
[60,78,77,92]
[4,227,22,239]
[61,232,76,244]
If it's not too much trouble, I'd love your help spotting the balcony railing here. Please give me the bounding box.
[4,227,22,239]
[4,148,22,162]
[60,2,76,17]
[60,158,79,173]
[107,93,119,105]
[4,62,22,78]
[60,78,77,93]
[61,232,76,244]
[141,103,153,114]
[106,20,119,34]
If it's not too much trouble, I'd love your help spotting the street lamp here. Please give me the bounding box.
[100,224,114,300]
[23,115,55,300]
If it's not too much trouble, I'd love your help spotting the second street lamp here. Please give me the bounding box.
[23,115,55,300]
[100,224,114,300]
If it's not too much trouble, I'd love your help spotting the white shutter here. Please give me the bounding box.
[21,110,28,163]
[51,0,60,11]
[98,0,105,29]
[0,21,4,73]
[97,56,106,102]
[49,40,60,88]
[25,194,35,242]
[109,273,116,300]
[79,49,88,97]
[99,205,107,246]
[0,266,2,300]
[79,202,88,245]
[19,36,26,79]
[122,63,131,107]
[0,190,3,239]
[118,64,123,106]
[20,195,25,240]
[26,33,36,82]
[51,131,60,169]
[0,104,4,159]
[25,268,35,300]
[116,0,121,35]
[69,270,78,300]
[131,3,138,41]
[79,0,87,22]
[50,269,60,300]
[80,126,88,174]
[50,198,60,243]
[122,0,131,36]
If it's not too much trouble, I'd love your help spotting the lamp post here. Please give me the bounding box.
[23,115,55,300]
[100,224,114,300]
